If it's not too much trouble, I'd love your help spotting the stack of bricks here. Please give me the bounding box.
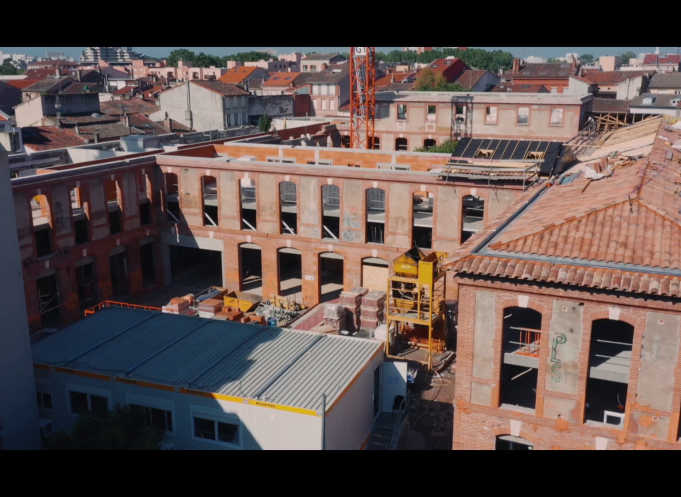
[360,291,387,331]
[197,299,224,319]
[215,306,243,321]
[241,314,266,325]
[323,304,346,332]
[162,298,192,316]
[340,287,368,332]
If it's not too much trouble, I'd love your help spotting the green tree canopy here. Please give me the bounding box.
[547,58,560,63]
[376,48,513,72]
[0,60,18,76]
[47,404,163,450]
[414,68,467,92]
[414,139,459,154]
[166,49,196,68]
[581,54,595,64]
[621,51,636,65]
[258,113,272,133]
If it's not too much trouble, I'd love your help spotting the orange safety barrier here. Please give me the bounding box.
[515,328,541,358]
[84,301,163,317]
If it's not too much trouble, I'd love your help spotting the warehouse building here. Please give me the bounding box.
[32,307,384,450]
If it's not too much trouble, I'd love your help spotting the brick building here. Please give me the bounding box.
[12,124,554,333]
[448,118,681,450]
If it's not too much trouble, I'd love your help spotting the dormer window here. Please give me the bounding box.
[642,96,656,105]
[671,97,680,106]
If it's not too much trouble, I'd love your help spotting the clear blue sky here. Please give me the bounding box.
[1,47,678,59]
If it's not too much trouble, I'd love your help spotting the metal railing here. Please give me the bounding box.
[389,397,407,450]
[84,301,163,317]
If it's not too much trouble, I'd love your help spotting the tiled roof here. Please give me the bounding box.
[191,80,250,96]
[248,78,264,90]
[22,77,70,93]
[649,72,681,89]
[630,93,681,108]
[424,58,464,76]
[376,72,416,88]
[451,118,681,297]
[643,54,681,65]
[263,72,302,87]
[25,69,63,80]
[156,118,191,132]
[306,64,350,83]
[5,79,41,90]
[28,61,79,68]
[113,86,136,95]
[516,62,578,79]
[127,114,171,135]
[453,70,487,89]
[218,66,260,84]
[0,113,8,121]
[21,126,88,151]
[60,82,106,94]
[379,82,415,92]
[491,83,548,93]
[582,71,649,85]
[591,98,631,113]
[78,121,143,140]
[101,67,130,79]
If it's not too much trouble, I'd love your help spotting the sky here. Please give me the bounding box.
[1,47,678,59]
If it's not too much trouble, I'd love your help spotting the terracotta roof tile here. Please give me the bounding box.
[262,72,302,88]
[218,66,260,84]
[190,80,249,96]
[5,79,41,90]
[21,126,88,151]
[453,117,681,297]
[592,98,631,113]
[452,70,487,90]
[583,71,649,85]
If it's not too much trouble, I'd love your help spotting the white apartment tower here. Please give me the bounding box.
[80,47,142,64]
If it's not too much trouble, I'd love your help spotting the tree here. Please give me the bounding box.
[547,58,561,64]
[581,54,595,64]
[258,113,272,133]
[0,61,18,76]
[47,404,163,450]
[194,52,222,68]
[414,139,459,154]
[621,51,636,65]
[166,49,196,68]
[414,68,468,92]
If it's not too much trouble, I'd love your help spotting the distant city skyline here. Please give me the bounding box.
[2,47,678,60]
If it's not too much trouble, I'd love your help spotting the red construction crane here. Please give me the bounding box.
[350,47,376,150]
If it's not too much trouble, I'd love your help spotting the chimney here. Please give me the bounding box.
[125,114,131,128]
[55,67,60,77]
[77,69,82,82]
[512,58,520,73]
[94,133,100,144]
[75,123,80,135]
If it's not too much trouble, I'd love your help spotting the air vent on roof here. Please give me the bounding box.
[446,61,452,65]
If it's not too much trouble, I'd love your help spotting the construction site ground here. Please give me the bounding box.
[400,367,456,450]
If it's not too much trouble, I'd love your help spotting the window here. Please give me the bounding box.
[397,104,407,120]
[485,106,497,123]
[193,415,240,446]
[313,99,319,110]
[131,404,174,433]
[241,96,247,107]
[225,97,231,109]
[37,391,53,410]
[550,108,564,126]
[517,107,530,125]
[233,96,238,108]
[327,84,335,95]
[330,100,337,111]
[550,87,558,94]
[322,99,328,110]
[321,84,329,95]
[427,105,436,115]
[69,390,109,415]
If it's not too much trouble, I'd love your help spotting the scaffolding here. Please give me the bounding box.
[386,248,447,370]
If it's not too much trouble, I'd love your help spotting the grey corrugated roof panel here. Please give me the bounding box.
[202,330,320,397]
[31,307,152,366]
[262,336,382,411]
[70,313,204,375]
[131,319,258,387]
[33,308,383,411]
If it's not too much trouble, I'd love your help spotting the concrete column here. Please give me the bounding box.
[121,171,140,232]
[58,263,80,325]
[219,170,240,230]
[14,193,34,261]
[51,184,75,250]
[162,242,172,287]
[434,185,460,253]
[386,183,411,248]
[299,176,321,239]
[257,173,279,234]
[222,239,240,290]
[88,178,110,241]
[96,250,113,302]
[301,249,320,308]
[179,168,202,226]
[0,149,42,449]
[344,253,362,291]
[126,240,143,297]
[260,246,279,300]
[341,179,363,243]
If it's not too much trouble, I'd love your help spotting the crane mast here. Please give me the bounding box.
[350,47,376,150]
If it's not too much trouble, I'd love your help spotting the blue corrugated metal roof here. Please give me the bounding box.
[32,308,382,411]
